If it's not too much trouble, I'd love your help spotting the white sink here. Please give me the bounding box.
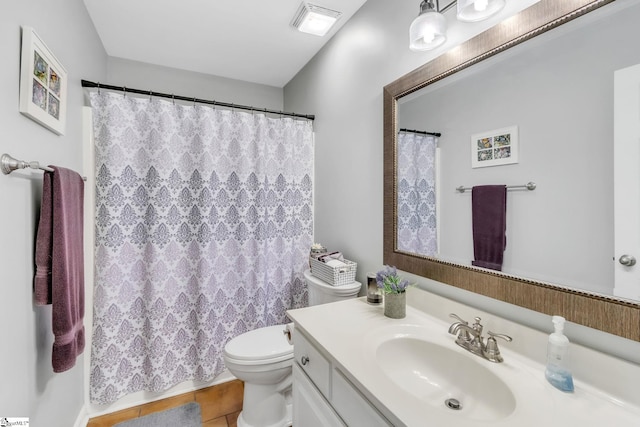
[376,335,516,421]
[289,295,640,427]
[362,323,549,424]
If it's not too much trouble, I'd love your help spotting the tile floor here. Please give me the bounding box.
[86,380,243,427]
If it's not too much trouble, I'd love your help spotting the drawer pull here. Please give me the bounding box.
[300,356,310,365]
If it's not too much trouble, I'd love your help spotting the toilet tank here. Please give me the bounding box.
[304,270,362,306]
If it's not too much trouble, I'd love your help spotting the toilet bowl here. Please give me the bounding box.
[223,270,362,427]
[224,325,294,427]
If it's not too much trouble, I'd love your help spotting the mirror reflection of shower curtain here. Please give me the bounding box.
[88,92,314,404]
[397,132,437,256]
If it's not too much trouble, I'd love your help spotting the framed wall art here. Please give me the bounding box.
[19,26,67,135]
[471,125,518,168]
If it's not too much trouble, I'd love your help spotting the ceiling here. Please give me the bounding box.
[83,0,369,88]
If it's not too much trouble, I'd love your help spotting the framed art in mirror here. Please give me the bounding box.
[471,125,518,168]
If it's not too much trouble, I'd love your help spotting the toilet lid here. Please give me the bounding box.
[224,324,293,361]
[304,269,362,293]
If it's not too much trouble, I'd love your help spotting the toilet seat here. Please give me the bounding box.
[224,324,293,365]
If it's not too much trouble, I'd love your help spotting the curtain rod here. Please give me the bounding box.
[399,128,441,137]
[81,80,315,121]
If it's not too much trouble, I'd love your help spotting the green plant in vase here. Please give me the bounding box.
[376,265,412,319]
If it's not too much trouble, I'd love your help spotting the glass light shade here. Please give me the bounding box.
[409,11,447,51]
[457,0,506,22]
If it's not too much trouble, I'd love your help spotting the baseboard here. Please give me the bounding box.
[86,370,236,418]
[74,405,89,427]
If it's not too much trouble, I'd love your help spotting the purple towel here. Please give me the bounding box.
[471,185,507,271]
[34,166,85,373]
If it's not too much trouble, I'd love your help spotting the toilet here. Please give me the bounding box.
[223,269,361,427]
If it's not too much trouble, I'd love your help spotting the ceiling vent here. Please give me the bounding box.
[291,2,342,36]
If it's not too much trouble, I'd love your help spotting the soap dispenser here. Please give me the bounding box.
[545,316,575,392]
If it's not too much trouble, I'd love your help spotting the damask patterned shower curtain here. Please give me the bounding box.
[397,131,437,256]
[89,92,314,404]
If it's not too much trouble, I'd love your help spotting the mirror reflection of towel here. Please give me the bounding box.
[471,185,507,271]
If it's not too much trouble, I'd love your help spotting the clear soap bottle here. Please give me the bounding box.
[545,316,574,392]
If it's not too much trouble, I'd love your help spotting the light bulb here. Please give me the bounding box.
[423,32,436,44]
[457,0,505,22]
[474,0,489,12]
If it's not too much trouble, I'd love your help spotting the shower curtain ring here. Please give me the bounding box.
[193,97,197,107]
[123,86,126,98]
[171,94,175,105]
[97,82,101,95]
[149,90,152,100]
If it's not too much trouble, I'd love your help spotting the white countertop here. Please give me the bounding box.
[287,292,640,427]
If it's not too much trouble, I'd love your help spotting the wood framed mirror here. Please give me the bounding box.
[383,0,640,341]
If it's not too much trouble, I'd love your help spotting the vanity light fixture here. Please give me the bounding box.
[409,0,447,51]
[409,0,506,51]
[291,2,342,37]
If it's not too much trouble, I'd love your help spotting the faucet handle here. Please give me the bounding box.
[487,331,512,342]
[483,331,513,363]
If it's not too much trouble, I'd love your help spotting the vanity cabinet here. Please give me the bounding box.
[293,328,392,426]
[292,364,345,426]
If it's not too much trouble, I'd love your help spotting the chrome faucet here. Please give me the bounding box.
[448,313,472,347]
[448,314,512,363]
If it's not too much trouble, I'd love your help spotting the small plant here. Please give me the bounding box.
[376,265,412,294]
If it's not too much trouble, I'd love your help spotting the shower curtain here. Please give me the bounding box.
[397,131,437,256]
[89,92,314,404]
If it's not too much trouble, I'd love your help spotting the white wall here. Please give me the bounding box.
[107,57,284,111]
[284,0,640,364]
[0,0,107,425]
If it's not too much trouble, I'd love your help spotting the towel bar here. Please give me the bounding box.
[1,153,53,174]
[1,153,86,181]
[456,182,536,193]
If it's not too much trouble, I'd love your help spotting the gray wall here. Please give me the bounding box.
[0,0,107,425]
[399,3,640,296]
[107,57,284,111]
[0,8,285,418]
[284,0,640,363]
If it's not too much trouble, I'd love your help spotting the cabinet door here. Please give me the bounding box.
[332,368,393,427]
[294,329,331,398]
[293,364,345,427]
